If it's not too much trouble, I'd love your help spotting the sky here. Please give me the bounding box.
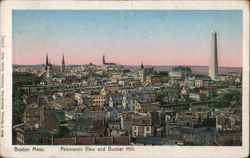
[13,10,243,67]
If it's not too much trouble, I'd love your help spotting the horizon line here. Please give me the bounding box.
[12,63,243,69]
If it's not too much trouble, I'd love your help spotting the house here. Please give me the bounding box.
[65,109,84,121]
[22,94,38,105]
[182,127,215,145]
[90,94,106,107]
[101,86,120,95]
[135,103,159,113]
[119,112,135,134]
[218,74,228,81]
[71,117,93,137]
[132,115,154,137]
[228,83,237,91]
[203,80,215,87]
[216,130,242,146]
[106,93,122,107]
[88,118,107,137]
[138,93,156,103]
[166,123,182,140]
[176,111,200,128]
[15,124,45,145]
[108,120,121,131]
[189,93,202,101]
[216,112,240,131]
[84,107,107,119]
[104,106,119,120]
[126,93,139,111]
[44,111,60,132]
[22,103,45,127]
[195,79,204,88]
[145,75,162,84]
[110,130,128,137]
[184,76,195,88]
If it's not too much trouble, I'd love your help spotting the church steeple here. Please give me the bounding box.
[61,54,65,72]
[141,61,144,69]
[46,53,49,65]
[102,54,105,65]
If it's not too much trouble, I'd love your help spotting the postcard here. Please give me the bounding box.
[0,0,249,157]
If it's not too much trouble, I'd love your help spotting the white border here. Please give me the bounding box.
[0,0,249,157]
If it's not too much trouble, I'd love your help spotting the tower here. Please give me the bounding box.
[209,31,218,80]
[46,53,49,66]
[141,61,144,69]
[102,54,106,65]
[61,54,65,72]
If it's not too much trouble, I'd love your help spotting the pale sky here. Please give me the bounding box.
[13,10,242,67]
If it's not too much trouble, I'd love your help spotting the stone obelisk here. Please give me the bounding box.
[209,31,218,80]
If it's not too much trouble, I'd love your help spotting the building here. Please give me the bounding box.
[216,130,242,146]
[145,75,162,84]
[135,103,159,113]
[195,79,204,88]
[22,103,45,127]
[182,127,215,145]
[15,124,44,145]
[169,66,192,79]
[209,31,218,80]
[132,115,154,137]
[189,93,202,102]
[138,67,155,83]
[61,54,65,72]
[140,62,144,69]
[51,136,131,145]
[90,94,106,107]
[44,53,53,83]
[13,72,34,85]
[102,54,106,65]
[119,113,135,133]
[228,84,238,91]
[102,54,116,66]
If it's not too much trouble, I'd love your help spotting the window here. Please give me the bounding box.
[146,127,150,131]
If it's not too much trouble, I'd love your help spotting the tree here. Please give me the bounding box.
[57,126,70,138]
[12,84,26,125]
[160,76,170,83]
[209,90,242,108]
[156,88,181,105]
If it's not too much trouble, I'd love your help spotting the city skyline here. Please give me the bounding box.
[13,10,242,67]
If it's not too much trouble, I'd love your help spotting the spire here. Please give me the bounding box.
[46,53,49,65]
[141,61,144,69]
[62,54,65,65]
[61,54,65,72]
[102,54,105,65]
